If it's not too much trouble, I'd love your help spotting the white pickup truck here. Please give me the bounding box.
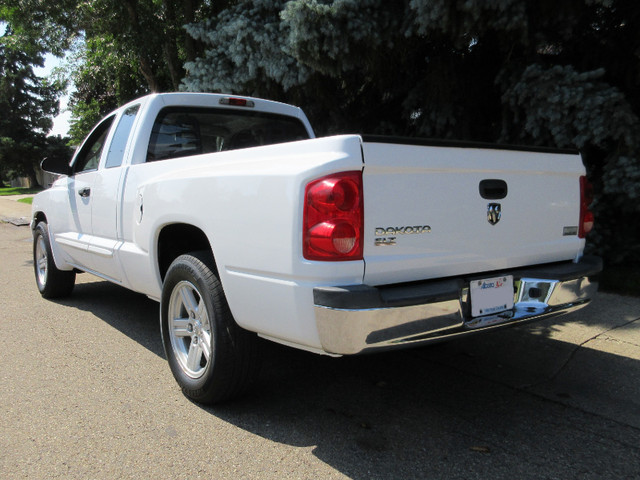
[32,93,601,403]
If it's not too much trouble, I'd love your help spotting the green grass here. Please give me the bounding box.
[0,186,42,196]
[17,197,33,205]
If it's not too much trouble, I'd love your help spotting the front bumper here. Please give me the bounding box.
[314,256,602,355]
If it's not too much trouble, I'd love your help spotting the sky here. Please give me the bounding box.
[34,53,72,137]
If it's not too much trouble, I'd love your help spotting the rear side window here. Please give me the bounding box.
[146,107,310,162]
[105,105,140,168]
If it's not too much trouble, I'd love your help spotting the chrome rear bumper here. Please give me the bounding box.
[314,256,602,355]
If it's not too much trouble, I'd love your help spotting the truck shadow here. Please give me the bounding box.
[57,277,165,358]
[61,279,640,479]
[208,336,640,478]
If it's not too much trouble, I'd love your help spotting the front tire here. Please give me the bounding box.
[33,221,76,298]
[160,251,260,404]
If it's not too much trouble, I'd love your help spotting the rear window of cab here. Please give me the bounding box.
[147,107,310,162]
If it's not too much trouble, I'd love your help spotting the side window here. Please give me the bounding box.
[105,105,140,168]
[73,116,115,174]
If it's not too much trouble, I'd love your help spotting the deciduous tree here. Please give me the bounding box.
[1,0,222,143]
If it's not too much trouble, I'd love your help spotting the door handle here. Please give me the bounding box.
[78,187,91,198]
[479,179,508,200]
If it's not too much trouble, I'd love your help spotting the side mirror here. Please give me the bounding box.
[41,156,71,176]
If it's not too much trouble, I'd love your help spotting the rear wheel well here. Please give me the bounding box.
[157,224,214,281]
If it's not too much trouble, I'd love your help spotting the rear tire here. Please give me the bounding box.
[33,221,76,298]
[160,251,261,404]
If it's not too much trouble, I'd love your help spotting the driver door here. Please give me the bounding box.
[54,116,115,269]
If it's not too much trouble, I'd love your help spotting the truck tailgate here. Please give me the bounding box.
[361,138,586,286]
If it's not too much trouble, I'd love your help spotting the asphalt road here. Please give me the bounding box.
[1,209,639,479]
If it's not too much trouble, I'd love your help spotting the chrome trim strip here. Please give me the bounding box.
[66,262,123,285]
[54,235,89,252]
[315,275,597,355]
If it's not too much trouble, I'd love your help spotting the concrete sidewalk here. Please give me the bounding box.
[413,291,640,428]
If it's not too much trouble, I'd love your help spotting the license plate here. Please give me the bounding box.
[470,275,514,317]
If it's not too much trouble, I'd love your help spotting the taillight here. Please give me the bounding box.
[303,171,364,261]
[579,175,594,238]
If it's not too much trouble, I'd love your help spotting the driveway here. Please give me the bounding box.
[0,219,639,479]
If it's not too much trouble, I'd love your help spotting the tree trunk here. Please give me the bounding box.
[138,55,162,92]
[27,168,39,189]
[161,0,182,90]
[123,0,162,92]
[183,0,198,63]
[162,43,182,91]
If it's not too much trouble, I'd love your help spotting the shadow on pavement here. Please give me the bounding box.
[57,278,164,358]
[206,339,640,479]
[56,278,640,479]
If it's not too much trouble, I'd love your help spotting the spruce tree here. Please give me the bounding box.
[182,0,640,264]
